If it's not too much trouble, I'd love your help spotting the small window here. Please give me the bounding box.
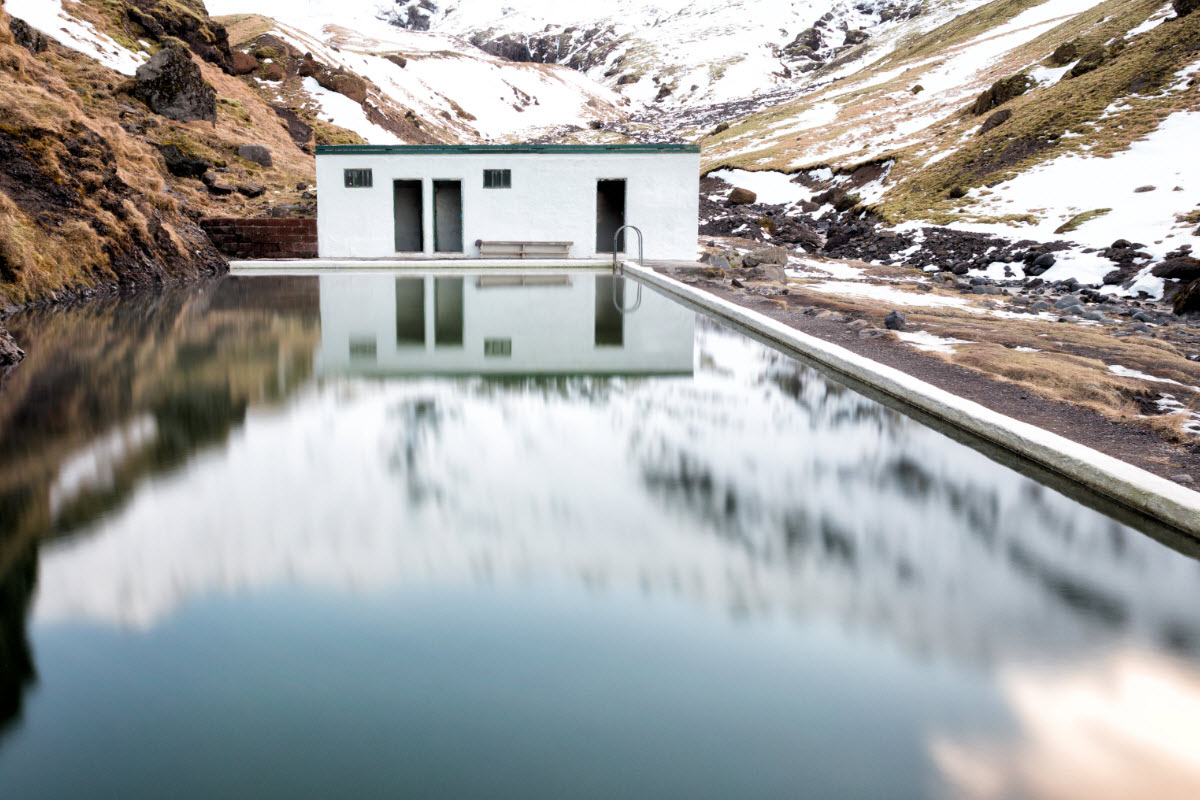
[484,338,512,357]
[483,169,511,189]
[344,168,373,188]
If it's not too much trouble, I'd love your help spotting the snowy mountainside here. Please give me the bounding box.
[383,0,987,107]
[208,1,627,143]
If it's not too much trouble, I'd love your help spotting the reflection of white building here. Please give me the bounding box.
[317,272,695,376]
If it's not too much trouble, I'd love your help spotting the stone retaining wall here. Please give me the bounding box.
[201,218,317,259]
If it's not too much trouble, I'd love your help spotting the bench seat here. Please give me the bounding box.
[477,240,573,259]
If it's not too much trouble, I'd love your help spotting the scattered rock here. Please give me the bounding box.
[1032,253,1057,269]
[237,182,266,198]
[1066,44,1108,79]
[1049,41,1079,66]
[729,187,757,205]
[1134,185,1156,193]
[385,54,408,68]
[711,122,731,135]
[730,277,744,288]
[816,310,846,322]
[157,143,209,178]
[237,144,274,167]
[884,310,907,330]
[232,51,259,75]
[844,30,869,46]
[1173,474,1196,485]
[260,63,285,81]
[132,40,217,123]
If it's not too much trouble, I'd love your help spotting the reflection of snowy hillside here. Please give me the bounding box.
[34,314,1200,672]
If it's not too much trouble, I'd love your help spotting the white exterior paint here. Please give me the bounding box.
[317,271,695,376]
[315,146,700,261]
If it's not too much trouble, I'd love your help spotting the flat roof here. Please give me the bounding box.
[315,143,701,155]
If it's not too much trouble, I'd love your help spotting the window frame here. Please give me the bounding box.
[483,169,512,189]
[343,168,373,188]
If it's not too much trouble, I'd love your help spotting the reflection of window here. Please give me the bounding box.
[349,336,377,360]
[344,169,373,188]
[484,338,512,357]
[594,275,624,347]
[483,169,511,189]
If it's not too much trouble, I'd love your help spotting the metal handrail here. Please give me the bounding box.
[611,225,643,313]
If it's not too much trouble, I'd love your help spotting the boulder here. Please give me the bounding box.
[978,108,1013,135]
[260,63,285,81]
[1066,45,1107,79]
[386,54,408,68]
[232,51,259,75]
[327,73,368,103]
[1134,185,1156,193]
[206,179,235,196]
[237,144,274,167]
[742,245,790,267]
[745,264,788,284]
[133,40,217,123]
[1032,253,1057,269]
[844,30,869,46]
[1176,0,1198,18]
[237,182,266,198]
[158,143,209,178]
[1049,42,1079,66]
[729,187,757,205]
[1152,256,1200,282]
[884,311,906,331]
[970,73,1034,115]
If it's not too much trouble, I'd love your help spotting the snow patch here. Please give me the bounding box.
[7,0,148,75]
[895,331,976,353]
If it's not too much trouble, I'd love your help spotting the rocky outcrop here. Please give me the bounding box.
[467,25,620,72]
[299,54,368,103]
[1065,44,1109,79]
[132,40,217,123]
[272,106,313,147]
[157,143,210,178]
[970,74,1034,115]
[1175,0,1198,18]
[8,18,46,55]
[387,0,439,31]
[123,0,234,74]
[1152,256,1200,282]
[978,109,1013,135]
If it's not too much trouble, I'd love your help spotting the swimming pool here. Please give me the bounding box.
[1,272,1198,798]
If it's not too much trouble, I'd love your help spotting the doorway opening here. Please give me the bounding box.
[596,179,626,253]
[393,180,423,253]
[434,180,463,253]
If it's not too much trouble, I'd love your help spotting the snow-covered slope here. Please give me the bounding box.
[209,1,627,143]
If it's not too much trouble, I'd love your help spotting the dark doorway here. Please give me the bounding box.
[393,180,423,252]
[395,277,425,345]
[596,180,626,253]
[433,181,463,253]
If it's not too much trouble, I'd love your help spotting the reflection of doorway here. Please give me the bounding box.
[433,181,463,253]
[394,277,425,345]
[393,180,423,252]
[434,277,464,346]
[596,180,626,253]
[594,275,624,347]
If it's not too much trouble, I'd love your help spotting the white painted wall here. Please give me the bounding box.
[315,150,700,261]
[317,272,695,375]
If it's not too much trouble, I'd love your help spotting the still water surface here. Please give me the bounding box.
[1,272,1199,798]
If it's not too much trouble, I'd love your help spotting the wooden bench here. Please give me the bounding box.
[477,240,573,259]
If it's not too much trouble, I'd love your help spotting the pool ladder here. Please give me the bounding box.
[611,225,643,314]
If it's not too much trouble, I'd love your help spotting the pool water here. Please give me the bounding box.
[1,272,1199,799]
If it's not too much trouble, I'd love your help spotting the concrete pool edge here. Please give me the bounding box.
[624,262,1200,538]
[229,259,613,273]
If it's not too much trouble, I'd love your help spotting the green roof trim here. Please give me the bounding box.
[315,143,701,155]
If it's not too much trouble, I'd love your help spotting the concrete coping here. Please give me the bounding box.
[229,259,613,274]
[623,261,1200,539]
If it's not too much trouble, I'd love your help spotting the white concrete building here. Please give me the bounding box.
[315,144,701,262]
[317,272,695,377]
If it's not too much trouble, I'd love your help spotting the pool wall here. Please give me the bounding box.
[625,262,1200,537]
